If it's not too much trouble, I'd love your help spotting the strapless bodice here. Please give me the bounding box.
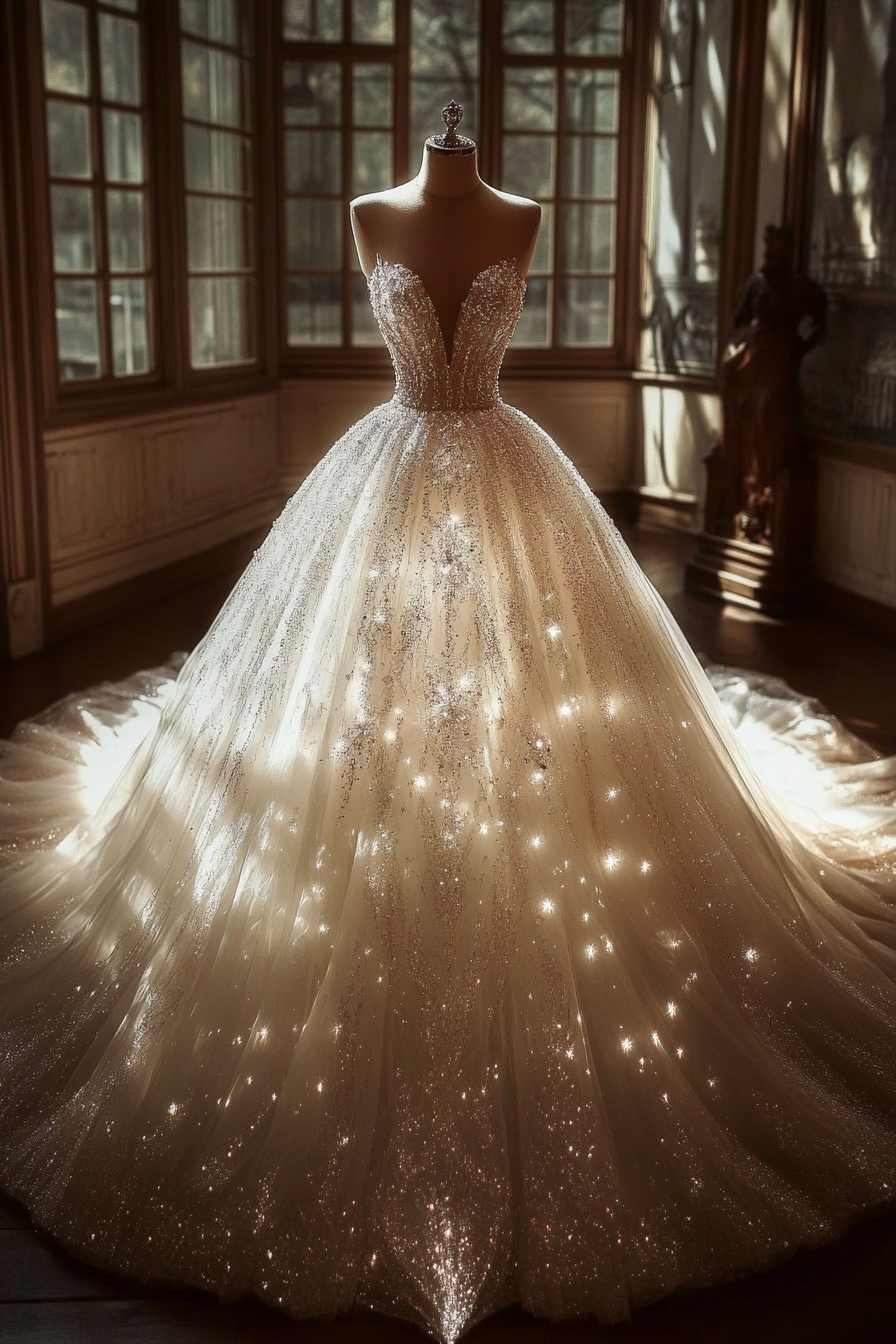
[367,257,526,412]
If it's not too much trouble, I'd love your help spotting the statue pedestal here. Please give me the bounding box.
[693,226,826,617]
[685,533,811,615]
[685,451,816,616]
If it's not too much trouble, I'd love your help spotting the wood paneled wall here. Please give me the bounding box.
[45,394,279,608]
[278,379,635,499]
[815,455,896,610]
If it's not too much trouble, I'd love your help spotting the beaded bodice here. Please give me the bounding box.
[368,256,526,412]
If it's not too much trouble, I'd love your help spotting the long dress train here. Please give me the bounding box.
[1,257,895,1342]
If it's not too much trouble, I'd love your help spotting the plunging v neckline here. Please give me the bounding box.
[371,255,522,370]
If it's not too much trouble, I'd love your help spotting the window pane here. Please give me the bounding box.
[565,69,619,133]
[565,0,624,56]
[107,189,145,271]
[502,134,554,197]
[41,0,90,96]
[99,14,141,106]
[286,129,341,193]
[563,202,615,271]
[511,276,550,344]
[353,0,394,43]
[641,0,732,377]
[503,67,556,132]
[56,279,101,378]
[353,130,392,193]
[564,136,616,199]
[104,110,144,182]
[284,0,342,41]
[110,277,149,373]
[287,200,341,270]
[48,100,92,178]
[354,64,392,127]
[284,62,341,126]
[188,196,250,270]
[288,275,342,344]
[189,276,253,364]
[105,0,139,10]
[560,276,613,345]
[180,0,239,46]
[186,126,247,192]
[51,185,95,271]
[410,0,479,156]
[412,78,474,159]
[182,42,242,126]
[800,1,896,439]
[503,0,554,53]
[352,273,384,344]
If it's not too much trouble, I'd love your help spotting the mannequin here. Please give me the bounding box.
[351,101,541,361]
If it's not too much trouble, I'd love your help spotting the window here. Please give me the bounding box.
[30,0,675,397]
[800,0,896,446]
[640,0,734,378]
[39,0,153,383]
[410,1,480,163]
[282,0,631,362]
[282,0,404,348]
[282,0,482,354]
[180,0,257,369]
[497,0,627,351]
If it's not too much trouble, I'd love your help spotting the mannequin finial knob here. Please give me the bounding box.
[441,101,463,147]
[425,98,475,156]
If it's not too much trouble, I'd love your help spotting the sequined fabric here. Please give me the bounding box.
[368,257,524,411]
[1,260,896,1343]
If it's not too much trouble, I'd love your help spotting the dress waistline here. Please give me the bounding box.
[390,394,504,417]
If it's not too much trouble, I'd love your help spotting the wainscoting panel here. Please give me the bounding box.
[279,378,393,495]
[279,377,635,498]
[45,394,280,607]
[815,454,896,608]
[500,379,635,491]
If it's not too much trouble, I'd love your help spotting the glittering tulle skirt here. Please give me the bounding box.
[1,398,896,1341]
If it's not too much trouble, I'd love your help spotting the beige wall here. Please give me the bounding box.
[32,372,896,626]
[45,393,279,608]
[500,379,634,493]
[637,386,721,509]
[278,376,635,498]
[815,454,896,609]
[278,378,392,495]
[44,378,633,618]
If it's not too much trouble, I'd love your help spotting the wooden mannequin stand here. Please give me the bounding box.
[685,226,827,616]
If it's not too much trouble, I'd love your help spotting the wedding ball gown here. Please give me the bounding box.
[2,257,896,1343]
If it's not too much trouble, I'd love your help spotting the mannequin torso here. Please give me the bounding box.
[351,147,540,362]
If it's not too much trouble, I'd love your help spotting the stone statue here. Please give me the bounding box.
[706,224,827,547]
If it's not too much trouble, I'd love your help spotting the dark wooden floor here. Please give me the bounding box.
[1,522,896,1342]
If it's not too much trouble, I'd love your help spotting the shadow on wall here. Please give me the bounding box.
[638,385,720,512]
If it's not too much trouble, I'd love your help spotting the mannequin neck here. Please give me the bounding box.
[416,145,482,199]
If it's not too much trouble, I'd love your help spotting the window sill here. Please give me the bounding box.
[44,373,280,432]
[630,369,720,393]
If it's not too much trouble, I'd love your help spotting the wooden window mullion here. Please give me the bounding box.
[552,2,566,350]
[341,48,352,346]
[393,0,410,184]
[89,2,113,382]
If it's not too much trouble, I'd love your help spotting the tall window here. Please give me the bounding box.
[283,0,403,348]
[640,0,734,378]
[498,0,627,350]
[282,0,481,353]
[39,0,153,383]
[411,1,479,161]
[180,0,257,368]
[801,0,896,446]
